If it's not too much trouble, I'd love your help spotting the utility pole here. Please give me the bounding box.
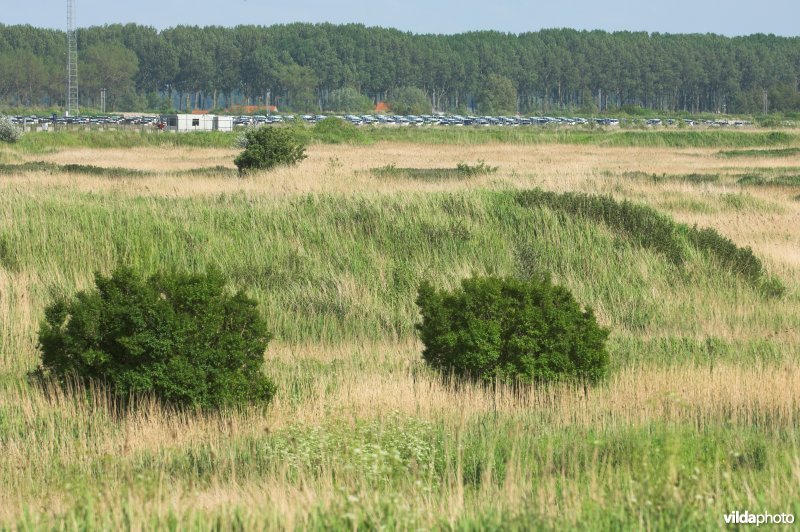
[763,89,768,115]
[100,88,106,113]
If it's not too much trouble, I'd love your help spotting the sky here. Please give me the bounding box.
[2,0,798,37]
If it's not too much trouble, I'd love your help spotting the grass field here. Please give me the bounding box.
[1,129,799,529]
[9,126,800,154]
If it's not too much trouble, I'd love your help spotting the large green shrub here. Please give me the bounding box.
[416,275,609,385]
[234,125,307,174]
[36,267,275,410]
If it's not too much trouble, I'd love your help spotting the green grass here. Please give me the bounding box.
[717,192,784,213]
[718,147,800,158]
[14,130,236,154]
[371,161,498,181]
[622,171,720,184]
[0,161,149,178]
[657,197,718,214]
[0,161,240,179]
[362,128,799,147]
[174,165,239,178]
[514,189,782,295]
[737,173,800,187]
[3,402,798,529]
[9,127,800,153]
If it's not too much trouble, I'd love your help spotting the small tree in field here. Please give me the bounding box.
[234,125,307,175]
[0,115,22,144]
[36,266,275,410]
[416,274,609,386]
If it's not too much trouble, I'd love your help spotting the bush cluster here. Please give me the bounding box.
[37,267,275,410]
[0,115,22,143]
[416,275,609,385]
[234,125,307,174]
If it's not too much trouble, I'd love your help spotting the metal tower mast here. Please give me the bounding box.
[66,0,78,116]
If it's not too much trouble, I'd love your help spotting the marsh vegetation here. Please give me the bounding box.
[1,128,799,528]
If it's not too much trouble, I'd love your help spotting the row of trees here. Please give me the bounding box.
[1,23,799,114]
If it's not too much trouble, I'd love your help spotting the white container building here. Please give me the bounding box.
[161,114,234,132]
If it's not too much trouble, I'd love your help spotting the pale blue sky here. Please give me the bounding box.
[2,0,798,36]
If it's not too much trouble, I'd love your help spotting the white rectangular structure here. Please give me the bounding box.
[161,114,233,132]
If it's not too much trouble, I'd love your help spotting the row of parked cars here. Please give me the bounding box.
[7,115,159,126]
[304,114,613,127]
[242,114,749,128]
[8,113,756,129]
[229,114,625,127]
[644,118,751,127]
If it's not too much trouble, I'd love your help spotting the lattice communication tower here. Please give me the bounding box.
[66,0,78,116]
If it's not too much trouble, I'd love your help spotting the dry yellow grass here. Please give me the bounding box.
[2,339,797,464]
[26,141,797,175]
[1,353,798,525]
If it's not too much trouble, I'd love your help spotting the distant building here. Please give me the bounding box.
[160,114,233,132]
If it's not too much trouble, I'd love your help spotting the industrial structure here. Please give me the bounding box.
[66,0,78,116]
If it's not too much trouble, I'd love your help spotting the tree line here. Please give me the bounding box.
[1,23,799,114]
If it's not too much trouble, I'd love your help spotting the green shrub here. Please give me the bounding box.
[36,266,275,410]
[416,275,609,385]
[0,115,22,144]
[234,126,307,174]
